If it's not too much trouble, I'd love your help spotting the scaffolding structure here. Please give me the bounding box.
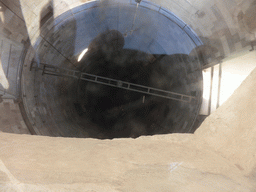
[30,61,197,103]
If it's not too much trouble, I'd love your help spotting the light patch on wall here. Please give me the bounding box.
[200,65,220,115]
[220,51,256,106]
[200,51,256,115]
[219,72,247,106]
[0,6,4,23]
[77,48,88,62]
[0,60,9,89]
[200,68,211,115]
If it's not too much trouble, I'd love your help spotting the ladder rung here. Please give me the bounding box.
[31,62,197,103]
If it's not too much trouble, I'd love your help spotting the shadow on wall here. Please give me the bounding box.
[0,4,8,90]
[0,0,29,98]
[236,0,256,50]
[40,0,53,30]
[36,0,77,68]
[30,0,79,136]
[192,0,256,62]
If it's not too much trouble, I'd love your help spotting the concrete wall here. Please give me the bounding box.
[0,0,29,97]
[18,0,256,58]
[151,0,256,57]
[0,98,29,134]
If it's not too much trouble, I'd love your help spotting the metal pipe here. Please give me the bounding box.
[208,66,214,115]
[217,63,222,108]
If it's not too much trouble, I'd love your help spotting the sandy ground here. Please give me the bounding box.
[0,68,256,191]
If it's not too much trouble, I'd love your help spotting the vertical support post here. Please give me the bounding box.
[208,66,214,115]
[142,95,145,103]
[216,62,222,108]
[4,44,12,95]
[30,60,34,71]
[75,72,82,102]
[250,41,255,51]
[42,64,46,75]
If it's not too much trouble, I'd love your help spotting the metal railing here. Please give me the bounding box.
[30,61,197,103]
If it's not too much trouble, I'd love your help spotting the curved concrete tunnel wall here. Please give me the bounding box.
[21,0,205,138]
[20,0,256,136]
[20,0,256,57]
[0,0,256,190]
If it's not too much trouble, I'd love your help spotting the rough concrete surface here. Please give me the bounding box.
[0,99,30,134]
[1,68,256,191]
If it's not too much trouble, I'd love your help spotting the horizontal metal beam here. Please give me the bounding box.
[30,62,197,103]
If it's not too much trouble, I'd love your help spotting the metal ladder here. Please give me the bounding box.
[30,61,197,103]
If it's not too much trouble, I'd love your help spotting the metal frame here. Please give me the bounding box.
[30,61,197,103]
